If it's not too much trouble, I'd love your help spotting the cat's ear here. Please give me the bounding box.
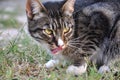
[26,0,47,19]
[62,0,76,16]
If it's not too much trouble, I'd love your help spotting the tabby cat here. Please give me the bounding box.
[26,0,120,75]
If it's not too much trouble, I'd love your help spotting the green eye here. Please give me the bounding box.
[63,27,70,33]
[44,29,53,35]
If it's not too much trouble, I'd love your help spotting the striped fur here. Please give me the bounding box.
[26,0,120,75]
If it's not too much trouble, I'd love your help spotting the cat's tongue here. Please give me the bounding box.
[51,47,62,54]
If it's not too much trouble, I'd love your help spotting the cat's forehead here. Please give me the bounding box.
[47,12,69,24]
[49,18,64,29]
[48,11,71,23]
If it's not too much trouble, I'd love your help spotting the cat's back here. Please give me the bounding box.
[74,0,120,11]
[75,0,120,27]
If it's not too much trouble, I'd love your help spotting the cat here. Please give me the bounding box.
[26,0,120,75]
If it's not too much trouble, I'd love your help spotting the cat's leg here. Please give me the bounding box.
[90,52,110,74]
[98,65,110,74]
[66,59,87,75]
[90,54,110,74]
[44,54,65,69]
[44,59,60,69]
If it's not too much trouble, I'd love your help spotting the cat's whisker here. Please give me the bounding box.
[69,37,81,41]
[69,34,88,41]
[68,42,81,44]
[69,39,80,41]
[68,40,81,43]
[68,42,81,45]
[67,44,80,49]
[68,40,80,43]
[71,35,87,40]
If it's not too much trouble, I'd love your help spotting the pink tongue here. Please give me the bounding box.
[52,47,62,54]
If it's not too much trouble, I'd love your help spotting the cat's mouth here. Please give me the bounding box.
[51,45,66,54]
[51,46,63,54]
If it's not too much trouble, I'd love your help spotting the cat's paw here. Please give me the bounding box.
[98,65,110,74]
[44,59,59,69]
[66,63,87,75]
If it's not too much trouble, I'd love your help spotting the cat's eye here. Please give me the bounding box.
[44,29,53,35]
[63,27,71,33]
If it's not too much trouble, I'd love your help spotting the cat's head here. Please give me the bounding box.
[26,0,76,54]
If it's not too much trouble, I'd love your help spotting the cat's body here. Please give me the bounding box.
[26,0,120,75]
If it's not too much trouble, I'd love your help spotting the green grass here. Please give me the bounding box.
[0,18,19,28]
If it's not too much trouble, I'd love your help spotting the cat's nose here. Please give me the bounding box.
[58,38,64,47]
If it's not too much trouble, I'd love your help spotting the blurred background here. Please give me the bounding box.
[0,0,26,47]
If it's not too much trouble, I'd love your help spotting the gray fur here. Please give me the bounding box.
[26,0,120,75]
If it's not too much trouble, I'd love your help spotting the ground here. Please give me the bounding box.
[0,0,120,80]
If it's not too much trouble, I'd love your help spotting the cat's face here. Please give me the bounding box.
[26,0,76,54]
